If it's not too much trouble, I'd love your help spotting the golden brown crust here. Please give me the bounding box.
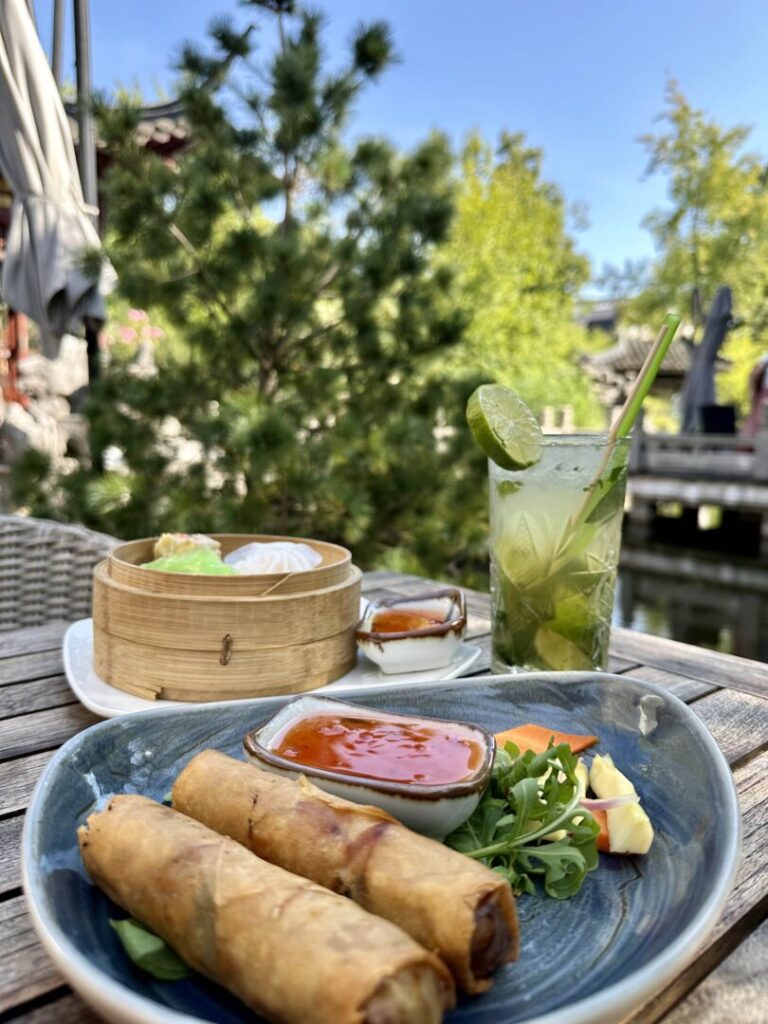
[78,795,454,1024]
[173,750,519,993]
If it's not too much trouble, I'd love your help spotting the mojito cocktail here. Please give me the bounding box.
[489,435,630,672]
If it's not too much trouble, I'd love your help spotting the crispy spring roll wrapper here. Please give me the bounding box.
[173,750,519,994]
[78,795,454,1024]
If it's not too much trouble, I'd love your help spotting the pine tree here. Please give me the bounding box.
[17,1,488,580]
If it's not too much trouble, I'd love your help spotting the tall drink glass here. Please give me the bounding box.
[489,435,630,673]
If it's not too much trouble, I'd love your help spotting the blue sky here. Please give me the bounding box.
[34,0,768,280]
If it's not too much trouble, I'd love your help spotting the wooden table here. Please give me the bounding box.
[2,568,767,1024]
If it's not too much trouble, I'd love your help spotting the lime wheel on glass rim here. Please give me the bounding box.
[466,384,542,470]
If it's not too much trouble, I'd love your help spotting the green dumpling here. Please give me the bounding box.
[141,549,238,575]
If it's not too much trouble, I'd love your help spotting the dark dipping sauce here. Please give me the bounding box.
[271,714,484,785]
[371,608,446,633]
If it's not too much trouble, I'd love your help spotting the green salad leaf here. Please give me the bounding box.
[446,741,599,899]
[110,918,192,981]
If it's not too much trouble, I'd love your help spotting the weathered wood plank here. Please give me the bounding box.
[0,676,75,721]
[10,992,103,1024]
[0,898,63,1013]
[659,918,768,1024]
[0,704,100,762]
[692,689,768,767]
[0,623,70,661]
[625,750,768,1024]
[609,654,643,674]
[0,651,65,687]
[0,814,23,892]
[611,626,768,698]
[0,752,53,816]
[359,569,405,591]
[619,665,718,703]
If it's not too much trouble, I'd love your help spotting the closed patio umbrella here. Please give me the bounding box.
[680,285,732,432]
[0,0,115,355]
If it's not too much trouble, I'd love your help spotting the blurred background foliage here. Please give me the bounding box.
[12,3,768,581]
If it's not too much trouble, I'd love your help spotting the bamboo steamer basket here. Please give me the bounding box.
[93,534,361,702]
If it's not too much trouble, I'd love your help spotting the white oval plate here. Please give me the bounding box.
[63,618,482,717]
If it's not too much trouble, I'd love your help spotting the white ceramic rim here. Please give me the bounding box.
[22,672,741,1024]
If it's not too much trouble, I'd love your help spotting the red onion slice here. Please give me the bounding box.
[580,794,639,812]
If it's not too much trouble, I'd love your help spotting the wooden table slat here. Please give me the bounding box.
[0,752,54,816]
[621,665,720,703]
[0,704,100,763]
[0,898,64,1014]
[660,918,768,1024]
[610,627,768,698]
[0,623,70,661]
[0,676,75,721]
[0,814,24,892]
[0,651,66,688]
[8,992,103,1024]
[690,688,768,767]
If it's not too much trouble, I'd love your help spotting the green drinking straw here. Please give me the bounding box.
[610,313,682,441]
[549,311,682,574]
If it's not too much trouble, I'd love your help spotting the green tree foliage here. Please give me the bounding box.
[628,82,768,415]
[443,134,603,427]
[15,1,490,579]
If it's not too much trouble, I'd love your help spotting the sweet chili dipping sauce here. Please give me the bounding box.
[272,714,483,784]
[370,608,446,633]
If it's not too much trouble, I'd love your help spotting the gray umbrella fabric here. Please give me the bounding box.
[0,0,115,353]
[680,285,733,432]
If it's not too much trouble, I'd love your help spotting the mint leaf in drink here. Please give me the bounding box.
[466,385,542,471]
[446,742,599,899]
[110,918,192,981]
[496,479,523,497]
[585,466,628,524]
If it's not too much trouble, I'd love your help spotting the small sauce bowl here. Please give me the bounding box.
[243,694,493,837]
[355,588,466,674]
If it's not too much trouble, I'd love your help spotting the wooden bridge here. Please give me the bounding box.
[627,432,768,555]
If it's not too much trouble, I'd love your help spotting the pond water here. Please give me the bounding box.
[614,541,768,663]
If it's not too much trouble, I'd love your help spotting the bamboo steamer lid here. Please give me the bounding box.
[93,534,361,702]
[109,535,352,596]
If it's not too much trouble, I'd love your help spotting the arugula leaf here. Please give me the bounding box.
[110,918,192,981]
[446,741,599,900]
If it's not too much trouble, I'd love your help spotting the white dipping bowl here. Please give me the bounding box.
[243,694,493,837]
[355,588,466,674]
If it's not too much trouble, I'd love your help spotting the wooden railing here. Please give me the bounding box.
[630,431,768,481]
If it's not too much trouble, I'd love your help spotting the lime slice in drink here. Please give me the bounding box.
[466,384,542,470]
[534,625,593,672]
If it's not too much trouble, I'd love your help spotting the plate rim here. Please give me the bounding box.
[62,618,483,718]
[22,672,741,1024]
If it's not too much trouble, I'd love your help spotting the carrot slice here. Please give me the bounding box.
[591,807,611,852]
[493,723,598,755]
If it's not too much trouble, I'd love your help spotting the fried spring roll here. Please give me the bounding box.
[173,750,519,994]
[78,795,454,1024]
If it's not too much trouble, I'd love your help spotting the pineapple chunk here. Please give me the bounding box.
[589,754,654,855]
[575,758,589,799]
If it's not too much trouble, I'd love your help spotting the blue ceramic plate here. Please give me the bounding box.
[23,673,740,1024]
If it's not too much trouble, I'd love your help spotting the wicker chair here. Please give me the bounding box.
[0,515,119,632]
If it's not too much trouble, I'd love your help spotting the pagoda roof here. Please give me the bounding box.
[0,100,190,240]
[583,329,730,379]
[64,98,191,157]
